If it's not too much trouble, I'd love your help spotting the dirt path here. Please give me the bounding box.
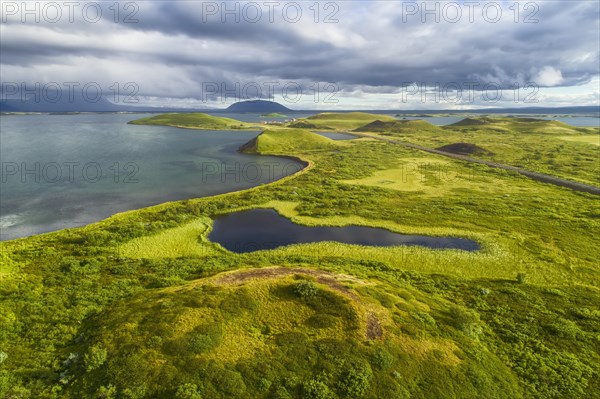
[213,266,362,301]
[352,132,600,196]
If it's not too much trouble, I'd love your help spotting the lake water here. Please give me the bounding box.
[209,209,480,253]
[0,114,303,240]
[534,116,599,127]
[2,111,594,241]
[315,132,358,140]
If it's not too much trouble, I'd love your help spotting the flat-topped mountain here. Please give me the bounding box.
[225,100,291,113]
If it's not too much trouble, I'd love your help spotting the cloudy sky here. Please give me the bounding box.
[1,0,599,110]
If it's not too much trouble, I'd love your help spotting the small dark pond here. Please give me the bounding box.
[209,209,480,253]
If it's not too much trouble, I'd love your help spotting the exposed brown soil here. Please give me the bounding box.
[238,136,259,153]
[366,313,383,339]
[214,267,360,300]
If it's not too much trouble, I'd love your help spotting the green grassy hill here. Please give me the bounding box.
[60,268,535,399]
[300,112,397,130]
[448,117,587,135]
[240,128,339,154]
[448,117,495,126]
[354,119,441,134]
[129,113,257,130]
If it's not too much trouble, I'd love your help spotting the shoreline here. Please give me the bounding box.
[0,152,311,244]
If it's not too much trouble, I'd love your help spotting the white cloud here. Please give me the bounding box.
[534,66,564,87]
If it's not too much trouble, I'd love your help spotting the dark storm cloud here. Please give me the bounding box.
[129,2,306,44]
[1,0,598,105]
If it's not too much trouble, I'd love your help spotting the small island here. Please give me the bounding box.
[128,112,259,130]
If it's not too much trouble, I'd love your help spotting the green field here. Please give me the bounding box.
[559,134,600,146]
[303,112,397,130]
[349,116,599,186]
[1,113,599,399]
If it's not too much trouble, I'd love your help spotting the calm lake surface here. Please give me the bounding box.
[0,114,303,240]
[209,209,480,253]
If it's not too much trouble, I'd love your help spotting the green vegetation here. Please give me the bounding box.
[302,112,397,130]
[1,113,598,398]
[354,119,441,134]
[128,113,258,130]
[118,217,219,259]
[353,116,599,186]
[240,128,339,154]
[558,135,600,146]
[288,121,319,129]
[261,113,287,118]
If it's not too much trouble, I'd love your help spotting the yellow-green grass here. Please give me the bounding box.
[102,268,465,363]
[0,250,19,275]
[125,199,570,286]
[447,117,583,134]
[365,117,600,186]
[118,217,219,259]
[128,112,259,130]
[262,202,571,285]
[242,128,342,154]
[2,112,600,399]
[68,267,525,398]
[559,134,600,146]
[185,274,369,362]
[341,157,541,196]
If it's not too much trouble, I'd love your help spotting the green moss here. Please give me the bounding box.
[0,112,598,399]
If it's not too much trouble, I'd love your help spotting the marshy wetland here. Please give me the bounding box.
[1,111,599,399]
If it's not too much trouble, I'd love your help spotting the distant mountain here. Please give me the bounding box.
[0,95,124,112]
[225,100,291,113]
[0,91,208,113]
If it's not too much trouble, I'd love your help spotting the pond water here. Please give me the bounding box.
[315,132,358,140]
[209,209,480,253]
[0,114,303,240]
